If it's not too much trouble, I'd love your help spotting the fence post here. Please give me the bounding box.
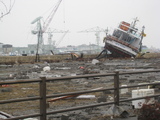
[40,77,47,120]
[114,71,120,106]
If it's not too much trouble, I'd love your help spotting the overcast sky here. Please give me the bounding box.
[0,0,160,48]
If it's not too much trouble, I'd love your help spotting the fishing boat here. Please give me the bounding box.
[101,18,146,58]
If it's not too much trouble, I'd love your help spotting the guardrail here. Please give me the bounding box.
[1,69,160,120]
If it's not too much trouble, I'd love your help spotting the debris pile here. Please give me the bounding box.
[0,58,160,119]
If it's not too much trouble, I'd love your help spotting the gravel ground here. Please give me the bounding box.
[0,58,160,120]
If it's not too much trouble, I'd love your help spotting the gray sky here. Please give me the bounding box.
[0,0,160,48]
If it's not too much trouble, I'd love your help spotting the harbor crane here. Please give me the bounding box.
[31,0,62,62]
[46,29,69,55]
[78,26,108,52]
[45,28,69,51]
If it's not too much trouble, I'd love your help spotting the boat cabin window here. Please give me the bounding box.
[129,28,138,35]
[113,30,122,38]
[113,29,137,44]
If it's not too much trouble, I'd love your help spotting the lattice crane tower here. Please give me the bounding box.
[31,0,63,62]
[46,28,69,49]
[79,26,107,47]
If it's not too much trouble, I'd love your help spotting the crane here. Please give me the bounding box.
[78,26,108,52]
[45,28,69,51]
[46,29,69,55]
[31,0,63,62]
[55,30,69,47]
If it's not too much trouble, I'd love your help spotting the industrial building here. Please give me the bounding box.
[0,43,13,55]
[0,42,102,56]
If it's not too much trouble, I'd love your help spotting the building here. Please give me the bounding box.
[0,43,3,55]
[1,43,103,56]
[2,44,13,55]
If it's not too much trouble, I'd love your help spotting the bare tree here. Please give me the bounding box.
[0,0,15,19]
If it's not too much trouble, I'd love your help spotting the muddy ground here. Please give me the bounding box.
[0,58,160,120]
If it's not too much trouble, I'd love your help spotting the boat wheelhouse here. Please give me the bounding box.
[103,18,145,58]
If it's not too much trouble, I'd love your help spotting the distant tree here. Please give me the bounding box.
[0,0,15,19]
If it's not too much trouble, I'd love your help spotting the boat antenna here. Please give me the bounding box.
[132,17,139,28]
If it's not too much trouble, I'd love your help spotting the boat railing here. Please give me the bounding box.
[119,23,142,38]
[106,35,139,52]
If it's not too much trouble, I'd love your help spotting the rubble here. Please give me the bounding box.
[91,59,100,65]
[23,118,38,120]
[0,87,12,92]
[0,58,160,119]
[0,111,13,119]
[103,105,129,118]
[43,66,51,72]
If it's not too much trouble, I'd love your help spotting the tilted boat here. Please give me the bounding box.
[102,18,146,58]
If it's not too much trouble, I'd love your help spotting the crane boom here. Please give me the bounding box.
[78,26,105,33]
[56,30,69,47]
[42,0,63,33]
[78,26,108,53]
[31,16,42,24]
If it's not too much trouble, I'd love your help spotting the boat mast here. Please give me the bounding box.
[139,26,145,52]
[132,17,139,28]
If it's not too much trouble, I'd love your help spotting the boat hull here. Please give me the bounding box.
[104,39,137,57]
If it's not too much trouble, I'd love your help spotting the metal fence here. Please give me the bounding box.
[1,69,160,120]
